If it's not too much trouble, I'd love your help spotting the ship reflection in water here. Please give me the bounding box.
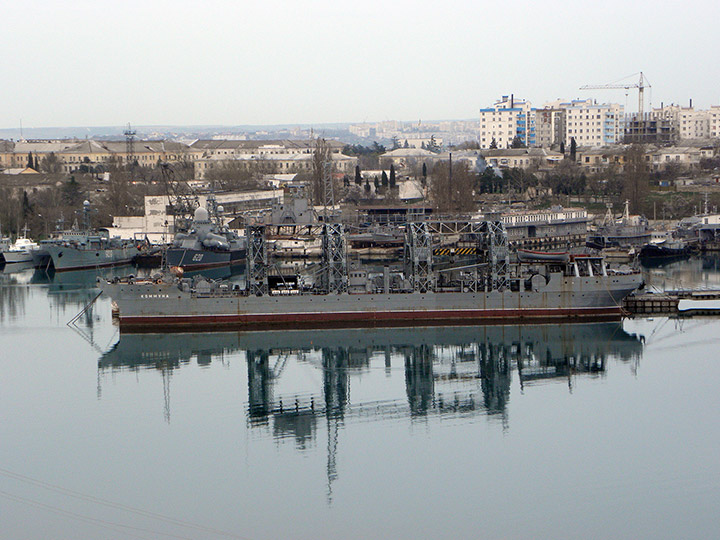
[100,323,644,424]
[100,323,642,500]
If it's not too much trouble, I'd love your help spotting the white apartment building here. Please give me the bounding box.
[651,104,720,140]
[562,99,624,146]
[479,95,536,149]
[679,107,710,139]
[711,106,720,138]
[348,124,377,138]
[479,96,623,149]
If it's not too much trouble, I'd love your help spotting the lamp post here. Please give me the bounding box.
[38,213,48,238]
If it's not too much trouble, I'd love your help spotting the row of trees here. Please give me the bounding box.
[19,151,64,174]
[0,156,196,238]
[350,164,399,189]
[342,142,386,170]
[422,143,658,215]
[0,179,100,239]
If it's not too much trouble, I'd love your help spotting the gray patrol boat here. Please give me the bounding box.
[40,202,139,272]
[166,204,246,272]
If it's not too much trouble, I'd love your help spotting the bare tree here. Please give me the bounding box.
[204,160,269,191]
[39,152,63,174]
[623,144,649,214]
[311,138,332,205]
[429,160,476,213]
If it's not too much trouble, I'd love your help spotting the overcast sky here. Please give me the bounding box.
[2,0,718,130]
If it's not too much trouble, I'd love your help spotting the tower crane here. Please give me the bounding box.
[580,72,651,118]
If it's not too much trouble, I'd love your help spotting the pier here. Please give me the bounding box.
[624,289,720,316]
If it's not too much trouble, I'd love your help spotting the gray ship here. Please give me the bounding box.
[44,230,139,272]
[0,227,10,263]
[101,220,643,332]
[587,201,651,249]
[32,203,139,271]
[167,205,246,272]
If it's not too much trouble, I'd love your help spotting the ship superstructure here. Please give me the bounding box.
[166,196,246,271]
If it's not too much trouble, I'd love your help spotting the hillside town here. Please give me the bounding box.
[1,91,719,247]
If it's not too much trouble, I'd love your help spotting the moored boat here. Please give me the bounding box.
[0,226,10,263]
[39,202,140,272]
[638,240,691,260]
[516,249,569,263]
[167,205,246,271]
[44,231,139,272]
[101,221,643,333]
[2,234,39,264]
[31,242,53,269]
[587,201,651,249]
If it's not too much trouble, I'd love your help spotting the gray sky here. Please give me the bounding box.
[2,0,718,130]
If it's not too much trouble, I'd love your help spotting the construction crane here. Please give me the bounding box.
[580,72,651,118]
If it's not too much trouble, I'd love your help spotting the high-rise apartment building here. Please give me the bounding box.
[562,99,624,146]
[480,96,623,149]
[679,107,710,139]
[479,96,536,149]
[649,103,720,140]
[711,106,720,138]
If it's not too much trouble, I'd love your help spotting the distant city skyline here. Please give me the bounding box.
[3,0,719,130]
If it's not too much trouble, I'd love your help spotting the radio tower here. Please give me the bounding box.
[124,123,136,169]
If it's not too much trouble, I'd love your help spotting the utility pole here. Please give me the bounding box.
[448,152,453,212]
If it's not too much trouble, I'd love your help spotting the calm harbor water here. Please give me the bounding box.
[1,258,720,540]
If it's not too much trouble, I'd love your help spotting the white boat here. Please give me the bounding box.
[2,234,39,264]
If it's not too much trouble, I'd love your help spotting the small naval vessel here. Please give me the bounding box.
[0,225,12,263]
[166,205,246,271]
[39,202,139,272]
[587,201,651,249]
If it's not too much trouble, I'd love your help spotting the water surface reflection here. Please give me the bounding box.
[101,323,644,427]
[643,253,720,290]
[0,264,33,322]
[99,324,644,500]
